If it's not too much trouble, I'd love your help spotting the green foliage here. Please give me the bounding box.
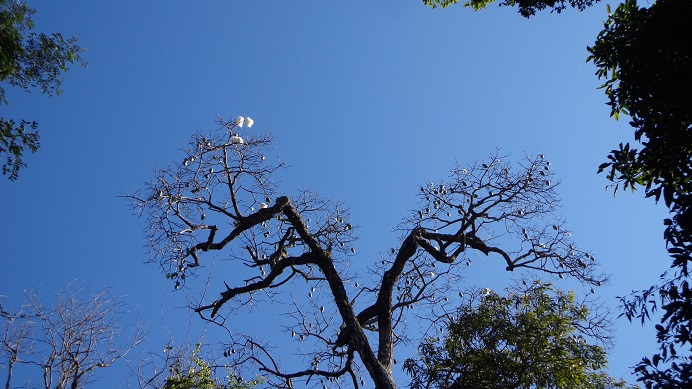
[421,0,461,9]
[163,344,262,389]
[590,0,692,205]
[422,0,599,17]
[405,282,635,389]
[0,0,84,101]
[588,1,692,387]
[0,118,38,180]
[0,0,84,180]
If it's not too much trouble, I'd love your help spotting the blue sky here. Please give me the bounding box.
[1,1,672,387]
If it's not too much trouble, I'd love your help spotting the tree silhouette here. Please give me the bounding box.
[127,116,607,388]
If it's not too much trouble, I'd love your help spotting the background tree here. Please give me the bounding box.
[0,0,84,180]
[134,342,262,389]
[588,0,692,387]
[127,116,607,388]
[404,281,632,389]
[0,285,145,389]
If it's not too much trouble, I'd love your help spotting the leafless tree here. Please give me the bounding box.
[1,303,32,389]
[0,286,146,389]
[126,116,608,389]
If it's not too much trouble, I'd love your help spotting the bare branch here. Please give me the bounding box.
[127,119,610,388]
[1,285,145,389]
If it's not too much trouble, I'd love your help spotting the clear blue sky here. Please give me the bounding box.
[1,1,671,387]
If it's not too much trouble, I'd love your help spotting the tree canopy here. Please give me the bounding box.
[588,0,692,387]
[405,282,635,389]
[0,0,84,180]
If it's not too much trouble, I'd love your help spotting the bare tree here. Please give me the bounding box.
[1,303,32,389]
[126,116,608,389]
[0,286,146,389]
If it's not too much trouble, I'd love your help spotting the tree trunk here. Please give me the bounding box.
[4,358,14,389]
